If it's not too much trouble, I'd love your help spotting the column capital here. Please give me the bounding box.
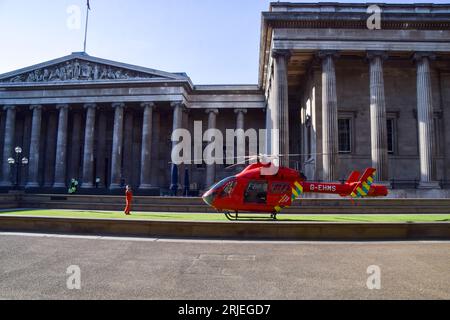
[170,101,184,109]
[112,102,125,109]
[140,102,155,109]
[30,104,42,111]
[271,49,291,60]
[367,51,388,61]
[413,52,436,62]
[234,108,247,115]
[3,105,16,111]
[56,104,70,110]
[317,50,340,60]
[205,108,219,115]
[84,103,97,110]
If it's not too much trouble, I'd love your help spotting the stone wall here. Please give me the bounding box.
[299,57,449,183]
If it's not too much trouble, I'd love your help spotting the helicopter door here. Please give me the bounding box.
[244,181,268,204]
[268,181,292,207]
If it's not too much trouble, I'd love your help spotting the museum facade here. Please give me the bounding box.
[1,2,450,197]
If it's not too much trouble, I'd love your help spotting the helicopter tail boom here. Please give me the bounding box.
[297,168,387,198]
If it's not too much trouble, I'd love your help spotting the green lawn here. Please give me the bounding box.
[1,209,449,222]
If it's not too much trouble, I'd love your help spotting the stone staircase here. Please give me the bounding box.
[19,194,209,212]
[0,194,20,210]
[6,193,450,214]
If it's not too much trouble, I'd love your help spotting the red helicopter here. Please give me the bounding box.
[202,160,388,220]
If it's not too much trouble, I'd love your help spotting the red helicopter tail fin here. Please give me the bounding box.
[359,168,376,184]
[346,171,361,184]
[350,168,377,198]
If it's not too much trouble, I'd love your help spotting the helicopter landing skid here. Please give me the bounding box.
[224,212,239,221]
[224,212,278,221]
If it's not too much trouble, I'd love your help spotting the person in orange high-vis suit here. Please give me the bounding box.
[124,185,133,215]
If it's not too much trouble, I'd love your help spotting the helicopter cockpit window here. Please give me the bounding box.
[244,181,268,204]
[219,180,237,198]
[209,176,235,191]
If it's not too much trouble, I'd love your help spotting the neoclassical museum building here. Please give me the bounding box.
[1,2,450,197]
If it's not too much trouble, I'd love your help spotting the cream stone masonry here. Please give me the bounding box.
[318,51,339,182]
[81,103,96,188]
[1,3,449,197]
[110,103,126,189]
[271,50,291,167]
[414,53,440,189]
[261,2,450,194]
[205,108,219,188]
[26,105,42,188]
[53,104,70,188]
[140,102,155,189]
[235,108,247,164]
[368,51,389,183]
[0,106,16,186]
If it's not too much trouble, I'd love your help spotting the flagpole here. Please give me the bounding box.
[83,2,90,53]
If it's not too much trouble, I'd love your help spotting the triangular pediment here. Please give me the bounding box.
[0,52,187,84]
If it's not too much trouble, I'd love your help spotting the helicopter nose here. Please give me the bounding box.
[202,191,216,207]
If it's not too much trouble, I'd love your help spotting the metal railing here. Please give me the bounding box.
[389,179,450,190]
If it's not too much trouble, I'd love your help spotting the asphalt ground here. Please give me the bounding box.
[0,233,449,300]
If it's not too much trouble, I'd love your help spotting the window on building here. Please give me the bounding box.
[305,115,312,157]
[434,114,443,156]
[387,118,396,155]
[338,118,352,153]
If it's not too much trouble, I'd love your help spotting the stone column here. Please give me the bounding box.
[95,111,107,188]
[53,104,70,188]
[0,111,5,181]
[81,103,96,188]
[0,106,16,186]
[171,102,184,141]
[234,108,247,164]
[21,114,31,186]
[319,51,339,182]
[205,108,219,187]
[170,102,184,193]
[122,110,134,184]
[69,112,82,180]
[0,111,5,171]
[272,49,291,167]
[140,102,155,189]
[368,51,389,183]
[110,103,125,189]
[414,52,440,189]
[44,112,58,186]
[151,110,161,186]
[26,105,43,188]
[180,108,190,192]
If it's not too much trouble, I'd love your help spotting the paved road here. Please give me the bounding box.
[0,233,449,299]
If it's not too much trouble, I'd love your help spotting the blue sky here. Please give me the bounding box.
[0,0,447,84]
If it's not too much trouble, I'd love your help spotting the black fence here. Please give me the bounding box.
[389,179,450,190]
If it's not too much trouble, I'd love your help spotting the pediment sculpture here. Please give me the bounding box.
[2,59,158,83]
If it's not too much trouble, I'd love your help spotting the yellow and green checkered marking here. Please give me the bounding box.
[274,181,304,213]
[351,173,376,198]
[291,181,303,201]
